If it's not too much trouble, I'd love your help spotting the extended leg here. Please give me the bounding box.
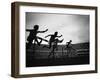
[35,38,41,46]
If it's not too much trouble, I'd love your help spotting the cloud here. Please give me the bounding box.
[26,12,89,44]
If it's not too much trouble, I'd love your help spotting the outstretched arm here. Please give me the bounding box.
[26,29,33,32]
[38,29,48,33]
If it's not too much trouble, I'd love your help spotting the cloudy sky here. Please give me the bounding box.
[25,12,89,44]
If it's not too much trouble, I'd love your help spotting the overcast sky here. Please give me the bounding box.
[25,12,89,44]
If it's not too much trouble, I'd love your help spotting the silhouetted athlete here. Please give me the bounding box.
[44,32,62,49]
[65,40,77,57]
[65,40,72,49]
[26,25,48,48]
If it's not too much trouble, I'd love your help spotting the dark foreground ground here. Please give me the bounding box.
[26,55,89,67]
[26,42,89,67]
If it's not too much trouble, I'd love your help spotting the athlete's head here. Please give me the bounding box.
[70,40,72,42]
[54,31,58,36]
[34,25,39,30]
